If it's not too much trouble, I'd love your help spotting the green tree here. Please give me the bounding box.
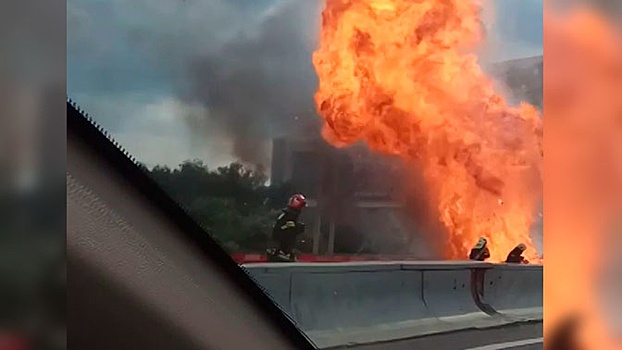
[146,160,287,252]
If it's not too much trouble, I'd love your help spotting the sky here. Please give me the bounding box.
[67,0,543,169]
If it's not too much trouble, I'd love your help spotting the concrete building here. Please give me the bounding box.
[271,55,543,256]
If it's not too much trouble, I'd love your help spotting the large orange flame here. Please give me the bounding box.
[312,0,542,262]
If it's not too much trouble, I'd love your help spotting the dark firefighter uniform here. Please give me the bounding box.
[272,194,306,255]
[469,237,491,261]
[506,243,529,264]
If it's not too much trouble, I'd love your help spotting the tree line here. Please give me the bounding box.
[143,160,292,252]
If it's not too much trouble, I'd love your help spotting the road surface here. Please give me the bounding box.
[331,322,543,350]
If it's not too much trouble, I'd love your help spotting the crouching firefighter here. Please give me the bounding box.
[267,193,307,262]
[469,237,491,261]
[505,243,529,264]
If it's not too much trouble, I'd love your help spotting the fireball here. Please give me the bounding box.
[312,0,543,262]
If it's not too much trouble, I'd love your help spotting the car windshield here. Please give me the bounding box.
[68,0,543,348]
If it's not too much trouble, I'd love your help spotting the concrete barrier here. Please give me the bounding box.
[246,268,293,315]
[421,268,497,327]
[243,262,542,348]
[480,264,543,321]
[292,268,426,331]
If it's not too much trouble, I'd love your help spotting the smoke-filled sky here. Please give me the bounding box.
[67,0,542,169]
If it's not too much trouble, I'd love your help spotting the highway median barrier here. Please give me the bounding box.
[243,261,542,348]
[479,263,543,322]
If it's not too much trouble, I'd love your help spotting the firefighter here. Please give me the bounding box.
[469,237,491,261]
[505,243,529,264]
[270,193,307,261]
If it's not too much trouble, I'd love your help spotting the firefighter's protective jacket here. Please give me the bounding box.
[506,247,528,263]
[272,208,304,251]
[469,246,490,261]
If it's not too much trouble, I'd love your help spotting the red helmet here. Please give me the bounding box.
[288,194,307,210]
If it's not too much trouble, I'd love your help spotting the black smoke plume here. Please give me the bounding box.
[184,0,322,168]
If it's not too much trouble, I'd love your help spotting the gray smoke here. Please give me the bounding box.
[183,0,323,168]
